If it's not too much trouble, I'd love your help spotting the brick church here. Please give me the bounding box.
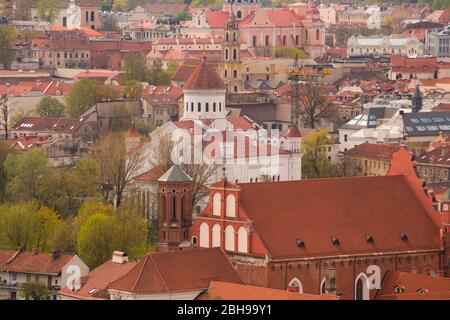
[155,147,450,300]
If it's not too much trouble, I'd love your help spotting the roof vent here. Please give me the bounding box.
[331,238,340,245]
[365,235,374,243]
[400,233,408,241]
[296,240,305,248]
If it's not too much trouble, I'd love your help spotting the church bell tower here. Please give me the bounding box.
[157,165,193,251]
[222,13,243,93]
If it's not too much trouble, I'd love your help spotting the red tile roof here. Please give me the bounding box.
[415,145,450,166]
[11,117,85,135]
[108,248,242,294]
[344,143,400,160]
[134,166,163,183]
[434,103,450,111]
[235,175,441,259]
[184,57,225,90]
[282,125,302,138]
[376,271,450,300]
[59,259,137,300]
[200,281,337,300]
[0,249,75,275]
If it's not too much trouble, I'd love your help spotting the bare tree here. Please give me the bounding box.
[298,83,331,129]
[148,132,219,207]
[91,132,145,208]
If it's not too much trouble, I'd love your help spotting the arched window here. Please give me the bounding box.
[225,225,235,251]
[199,223,209,248]
[355,273,369,300]
[226,32,229,42]
[320,278,326,294]
[213,193,221,216]
[198,102,201,112]
[237,11,242,19]
[172,195,176,219]
[85,11,88,22]
[191,102,194,112]
[185,102,188,111]
[191,236,197,245]
[233,49,237,60]
[265,35,270,46]
[225,49,229,60]
[213,102,216,112]
[206,102,209,112]
[237,226,248,253]
[233,32,236,42]
[225,194,236,217]
[91,11,95,21]
[212,224,221,247]
[288,278,303,293]
[219,102,222,112]
[316,29,320,40]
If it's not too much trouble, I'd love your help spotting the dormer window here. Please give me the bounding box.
[296,240,305,248]
[394,285,405,293]
[400,233,408,241]
[365,235,374,243]
[331,238,340,245]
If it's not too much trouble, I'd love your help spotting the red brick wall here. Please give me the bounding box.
[263,253,441,300]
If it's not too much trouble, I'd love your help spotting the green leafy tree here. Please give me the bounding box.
[21,281,49,300]
[124,52,149,82]
[37,0,66,23]
[0,25,18,69]
[36,96,66,117]
[274,47,309,59]
[123,80,144,100]
[51,218,77,254]
[65,79,99,118]
[4,149,59,205]
[0,202,39,250]
[77,208,148,268]
[301,130,337,179]
[0,141,15,202]
[35,206,61,252]
[77,213,116,268]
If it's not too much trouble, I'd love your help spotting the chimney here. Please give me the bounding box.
[112,251,128,264]
[51,249,61,260]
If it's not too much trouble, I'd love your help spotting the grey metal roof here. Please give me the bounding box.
[158,165,192,182]
[403,111,450,137]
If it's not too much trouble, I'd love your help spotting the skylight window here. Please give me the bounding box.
[405,126,413,132]
[410,118,420,123]
[416,126,426,131]
[426,126,439,131]
[420,118,432,123]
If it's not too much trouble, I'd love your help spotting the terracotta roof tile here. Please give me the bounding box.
[59,259,137,300]
[376,271,450,300]
[344,143,400,160]
[108,248,242,294]
[235,176,441,259]
[0,249,75,275]
[201,281,336,300]
[184,58,225,90]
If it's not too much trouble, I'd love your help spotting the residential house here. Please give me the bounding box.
[0,249,88,300]
[344,142,402,176]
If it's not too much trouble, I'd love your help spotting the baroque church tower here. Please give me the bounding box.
[222,13,243,93]
[223,0,261,20]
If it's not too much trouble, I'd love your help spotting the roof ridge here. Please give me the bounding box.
[130,254,149,293]
[148,254,169,292]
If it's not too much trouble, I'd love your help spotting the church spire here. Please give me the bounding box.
[411,85,423,113]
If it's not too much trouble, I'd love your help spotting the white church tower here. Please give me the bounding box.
[182,56,227,121]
